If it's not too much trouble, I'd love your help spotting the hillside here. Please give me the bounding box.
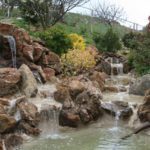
[3,12,131,45]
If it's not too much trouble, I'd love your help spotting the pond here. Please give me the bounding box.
[21,121,150,150]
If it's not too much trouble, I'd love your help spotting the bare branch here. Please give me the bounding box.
[93,1,125,26]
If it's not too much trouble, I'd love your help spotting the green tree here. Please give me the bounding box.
[18,0,88,29]
[94,28,121,52]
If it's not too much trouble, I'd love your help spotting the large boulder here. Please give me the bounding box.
[18,121,41,136]
[40,51,61,73]
[89,71,105,91]
[129,74,150,96]
[17,101,40,126]
[138,91,150,122]
[75,90,102,124]
[59,108,80,128]
[19,64,38,98]
[43,68,55,81]
[95,59,111,75]
[0,68,21,96]
[0,114,16,133]
[54,84,71,104]
[101,101,133,120]
[68,80,85,100]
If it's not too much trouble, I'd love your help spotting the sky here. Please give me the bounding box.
[71,0,150,28]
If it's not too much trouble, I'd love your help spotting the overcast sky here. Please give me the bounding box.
[71,0,150,27]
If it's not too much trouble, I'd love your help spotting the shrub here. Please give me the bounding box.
[94,28,121,53]
[69,33,86,51]
[61,48,96,75]
[126,31,150,75]
[39,27,72,55]
[133,40,150,75]
[122,32,143,49]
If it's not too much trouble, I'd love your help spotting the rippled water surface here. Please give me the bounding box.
[21,123,150,150]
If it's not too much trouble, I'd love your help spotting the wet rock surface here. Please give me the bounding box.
[101,101,133,120]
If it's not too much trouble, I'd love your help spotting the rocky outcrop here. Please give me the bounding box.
[129,74,150,96]
[0,68,21,96]
[55,76,103,127]
[43,68,55,81]
[0,23,61,76]
[19,64,38,98]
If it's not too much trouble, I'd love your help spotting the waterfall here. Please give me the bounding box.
[109,58,123,76]
[115,111,121,127]
[33,72,43,84]
[14,110,22,122]
[110,110,121,132]
[39,106,61,139]
[7,36,17,68]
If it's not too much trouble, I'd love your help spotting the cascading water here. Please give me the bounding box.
[109,58,123,76]
[39,106,61,139]
[115,111,121,128]
[7,36,17,68]
[31,84,62,139]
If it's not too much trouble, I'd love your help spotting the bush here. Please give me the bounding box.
[122,32,143,49]
[133,40,150,75]
[39,27,72,55]
[126,31,150,75]
[94,28,121,53]
[61,48,96,75]
[69,33,86,51]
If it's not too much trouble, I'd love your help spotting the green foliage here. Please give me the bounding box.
[122,32,143,49]
[133,39,150,75]
[93,28,121,52]
[13,19,30,30]
[127,51,134,68]
[38,27,72,55]
[125,31,150,75]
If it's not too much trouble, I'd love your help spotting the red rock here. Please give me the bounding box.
[22,44,34,61]
[22,30,32,44]
[43,68,55,81]
[90,71,105,91]
[0,23,14,35]
[33,42,44,62]
[0,68,21,96]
